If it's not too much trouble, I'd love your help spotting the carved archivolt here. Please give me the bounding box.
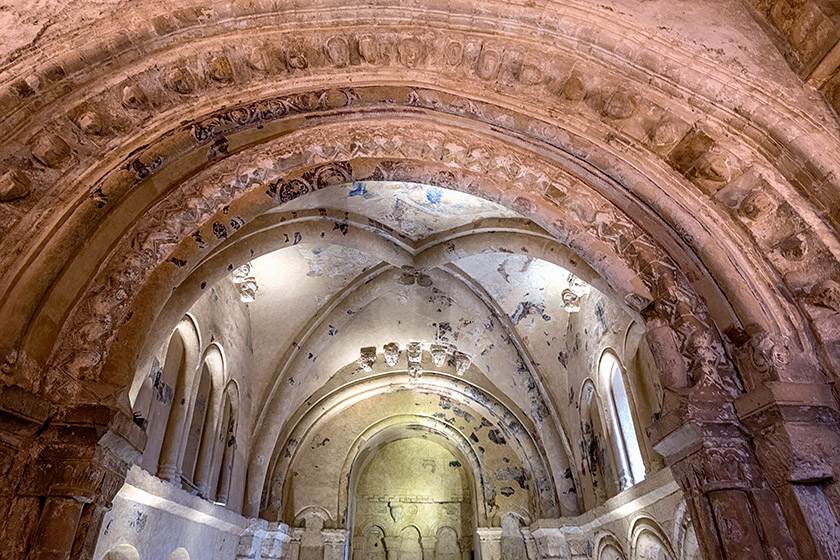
[49,118,741,409]
[0,9,832,397]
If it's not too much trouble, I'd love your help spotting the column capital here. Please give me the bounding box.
[474,527,503,541]
[322,528,347,545]
[735,382,840,486]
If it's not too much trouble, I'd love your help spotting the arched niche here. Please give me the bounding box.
[267,371,562,524]
[357,524,387,560]
[598,349,646,489]
[630,517,675,560]
[139,314,201,479]
[342,419,477,560]
[184,343,226,496]
[213,380,241,505]
[434,525,462,560]
[578,379,618,507]
[101,544,141,560]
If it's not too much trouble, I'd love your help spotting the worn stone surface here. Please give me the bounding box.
[0,1,840,559]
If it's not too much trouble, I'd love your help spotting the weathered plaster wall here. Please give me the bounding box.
[132,278,253,513]
[93,465,246,560]
[278,388,533,526]
[352,438,472,557]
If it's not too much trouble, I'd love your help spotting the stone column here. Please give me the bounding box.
[194,392,223,498]
[0,386,145,560]
[216,433,236,504]
[420,536,436,560]
[157,377,193,484]
[286,528,304,560]
[530,523,568,560]
[384,536,402,560]
[736,382,840,560]
[650,401,800,560]
[236,518,269,560]
[459,536,472,560]
[323,529,347,560]
[475,528,502,560]
[29,496,88,560]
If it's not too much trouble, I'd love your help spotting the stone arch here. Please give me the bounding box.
[44,122,748,402]
[336,415,484,539]
[1,6,832,376]
[293,505,334,528]
[434,525,462,560]
[597,533,628,560]
[397,525,423,559]
[358,524,388,560]
[630,517,675,560]
[0,4,838,558]
[578,379,618,506]
[101,544,141,560]
[168,548,190,560]
[270,370,562,523]
[598,348,646,489]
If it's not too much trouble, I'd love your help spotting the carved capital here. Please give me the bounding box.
[649,401,763,493]
[736,382,840,487]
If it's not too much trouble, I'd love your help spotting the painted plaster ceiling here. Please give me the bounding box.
[204,181,633,445]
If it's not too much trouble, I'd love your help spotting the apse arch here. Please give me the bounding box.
[0,4,832,416]
[264,371,566,521]
[338,415,483,557]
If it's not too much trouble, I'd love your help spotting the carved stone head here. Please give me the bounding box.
[383,342,400,366]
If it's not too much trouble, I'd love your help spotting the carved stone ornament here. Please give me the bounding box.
[562,289,581,313]
[0,170,32,201]
[749,333,790,375]
[383,342,400,366]
[53,115,739,401]
[407,341,422,363]
[407,341,422,380]
[231,262,259,303]
[359,347,377,372]
[430,344,448,367]
[567,273,591,297]
[407,361,422,380]
[454,352,471,376]
[388,501,404,523]
[807,279,840,311]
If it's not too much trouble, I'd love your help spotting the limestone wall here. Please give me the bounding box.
[93,465,246,560]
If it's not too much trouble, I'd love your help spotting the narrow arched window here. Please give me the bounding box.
[603,353,645,488]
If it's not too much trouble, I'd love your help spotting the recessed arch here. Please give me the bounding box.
[629,516,675,560]
[599,349,646,489]
[2,4,840,559]
[266,371,565,521]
